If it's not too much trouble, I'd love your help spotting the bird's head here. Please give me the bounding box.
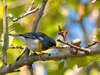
[48,38,56,48]
[39,36,56,50]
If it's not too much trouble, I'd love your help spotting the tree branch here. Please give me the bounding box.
[0,45,100,74]
[3,0,8,67]
[32,0,48,32]
[86,40,100,48]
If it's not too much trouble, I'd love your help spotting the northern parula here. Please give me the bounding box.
[9,32,56,52]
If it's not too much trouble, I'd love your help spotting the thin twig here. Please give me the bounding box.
[9,46,24,49]
[85,40,100,48]
[9,6,40,22]
[86,42,97,48]
[32,0,48,32]
[27,0,34,12]
[3,0,7,67]
[16,47,27,61]
[57,39,91,53]
[58,25,67,41]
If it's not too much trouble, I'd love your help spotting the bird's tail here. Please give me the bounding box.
[9,34,25,41]
[9,34,20,37]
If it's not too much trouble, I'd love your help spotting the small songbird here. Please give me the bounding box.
[9,32,56,52]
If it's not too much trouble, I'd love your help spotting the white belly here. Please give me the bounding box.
[25,39,40,51]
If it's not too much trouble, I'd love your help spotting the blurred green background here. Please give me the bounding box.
[0,0,100,75]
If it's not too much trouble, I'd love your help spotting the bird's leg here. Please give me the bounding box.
[16,46,27,61]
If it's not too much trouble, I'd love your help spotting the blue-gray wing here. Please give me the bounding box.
[20,32,47,39]
[9,32,49,40]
